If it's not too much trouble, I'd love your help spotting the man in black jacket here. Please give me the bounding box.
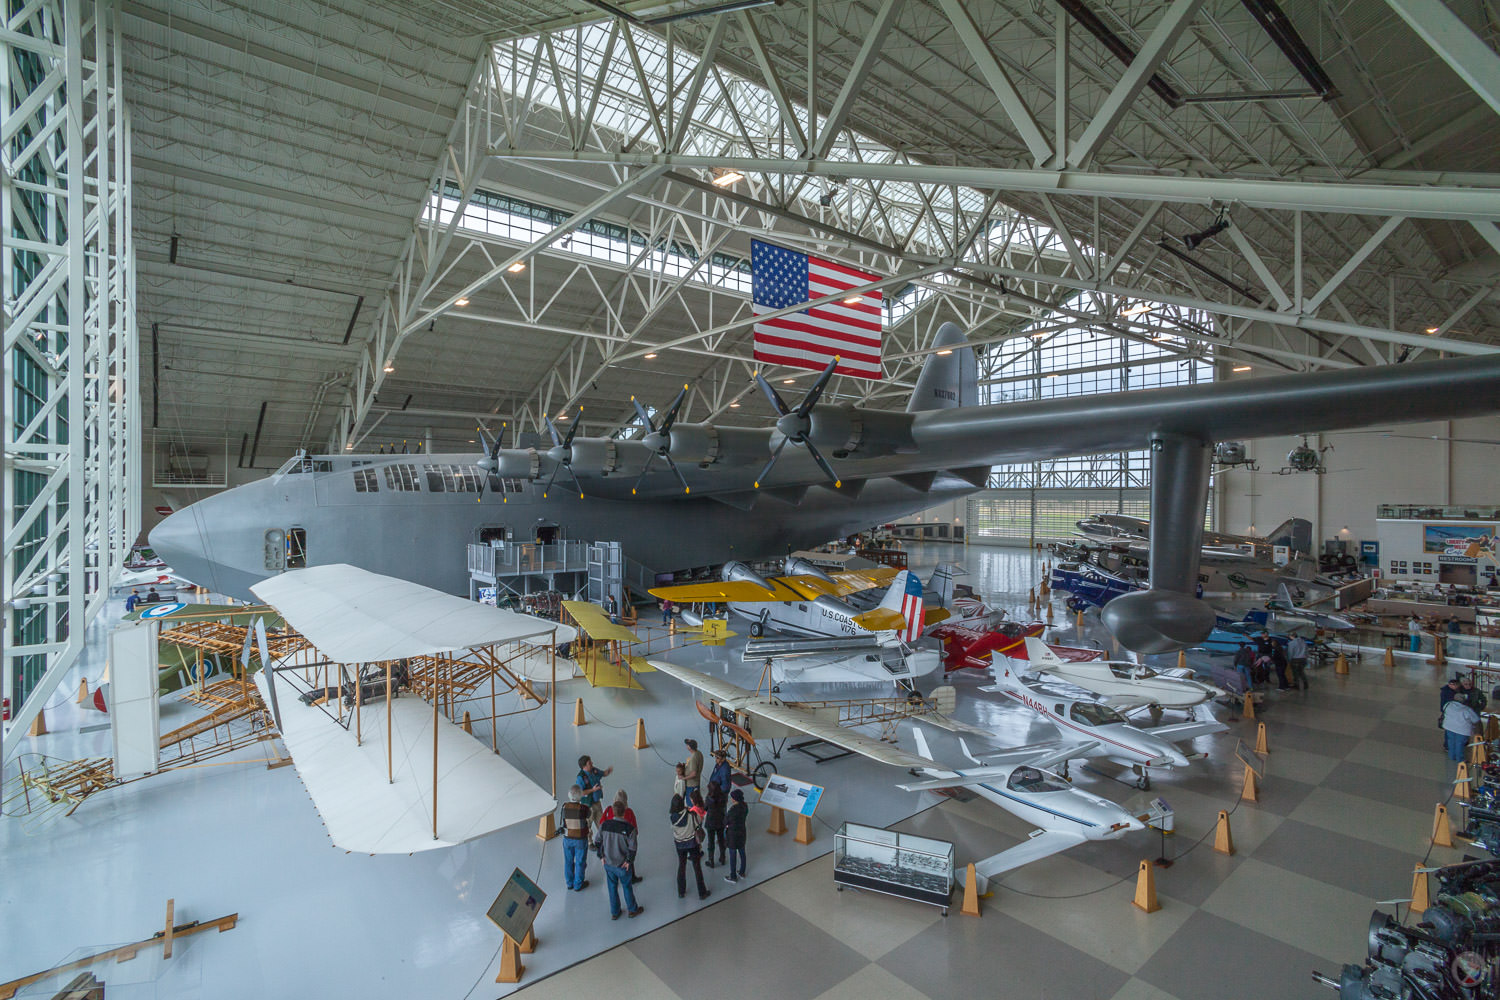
[594,805,644,920]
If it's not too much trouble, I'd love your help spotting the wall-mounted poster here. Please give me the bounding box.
[1423,524,1497,560]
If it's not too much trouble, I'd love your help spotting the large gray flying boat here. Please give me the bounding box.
[150,323,1500,652]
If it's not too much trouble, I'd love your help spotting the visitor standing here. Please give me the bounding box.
[669,793,710,900]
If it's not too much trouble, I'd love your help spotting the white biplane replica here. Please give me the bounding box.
[647,658,1151,889]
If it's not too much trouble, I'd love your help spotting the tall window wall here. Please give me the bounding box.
[968,291,1215,544]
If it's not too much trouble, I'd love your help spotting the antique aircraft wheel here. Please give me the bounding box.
[750,621,764,637]
[752,761,775,790]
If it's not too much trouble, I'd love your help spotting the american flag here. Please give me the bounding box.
[751,239,883,380]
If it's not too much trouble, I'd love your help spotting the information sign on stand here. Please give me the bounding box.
[759,774,824,817]
[487,868,546,944]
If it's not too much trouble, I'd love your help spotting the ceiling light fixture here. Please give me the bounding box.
[842,295,864,305]
[711,167,744,187]
[644,353,657,360]
[455,297,470,307]
[729,402,740,408]
[1181,216,1230,252]
[1232,365,1252,372]
[383,361,395,373]
[936,349,953,356]
[782,378,796,384]
[507,261,526,273]
[1120,302,1155,317]
[1426,326,1439,334]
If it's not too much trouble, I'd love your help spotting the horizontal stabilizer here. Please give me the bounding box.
[898,765,1020,792]
[1147,719,1229,743]
[852,608,904,631]
[974,829,1089,881]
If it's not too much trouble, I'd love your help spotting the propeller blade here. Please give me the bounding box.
[631,450,658,495]
[660,385,688,433]
[755,372,790,415]
[804,439,841,488]
[799,357,839,413]
[667,453,690,495]
[755,437,788,489]
[542,460,561,498]
[630,396,655,433]
[562,407,582,447]
[565,463,585,499]
[545,417,563,448]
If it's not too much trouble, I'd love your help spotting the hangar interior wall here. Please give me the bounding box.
[1216,416,1500,556]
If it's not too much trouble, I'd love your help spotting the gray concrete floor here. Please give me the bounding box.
[0,543,1464,999]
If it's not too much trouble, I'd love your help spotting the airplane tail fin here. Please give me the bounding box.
[912,725,933,762]
[925,563,962,608]
[986,651,1030,692]
[958,737,981,765]
[907,322,977,412]
[1264,517,1312,554]
[1276,582,1295,607]
[1022,636,1065,668]
[876,570,926,642]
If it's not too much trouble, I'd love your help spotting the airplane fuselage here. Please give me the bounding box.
[999,687,1191,769]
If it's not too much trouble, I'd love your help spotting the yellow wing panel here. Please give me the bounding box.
[830,567,899,595]
[649,579,807,603]
[561,601,642,642]
[852,608,904,631]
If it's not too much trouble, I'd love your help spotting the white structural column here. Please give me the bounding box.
[1385,0,1500,120]
[2,0,137,763]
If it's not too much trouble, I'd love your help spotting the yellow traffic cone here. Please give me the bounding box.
[1213,810,1235,855]
[573,698,586,727]
[634,718,649,750]
[1433,803,1455,847]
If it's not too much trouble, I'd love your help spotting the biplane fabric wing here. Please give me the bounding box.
[974,830,1090,880]
[560,601,641,642]
[646,659,940,769]
[646,580,797,602]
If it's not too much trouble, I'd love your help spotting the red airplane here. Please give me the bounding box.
[931,619,1047,672]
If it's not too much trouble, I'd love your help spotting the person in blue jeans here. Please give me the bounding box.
[594,804,644,920]
[723,788,748,883]
[559,786,592,891]
[1443,698,1480,763]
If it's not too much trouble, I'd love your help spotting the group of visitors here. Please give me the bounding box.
[1440,674,1491,762]
[1231,630,1309,692]
[559,739,752,921]
[123,587,162,613]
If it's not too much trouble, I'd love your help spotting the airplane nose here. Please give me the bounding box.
[149,507,219,594]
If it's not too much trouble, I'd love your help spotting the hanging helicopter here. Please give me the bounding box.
[1275,436,1333,475]
[1212,441,1258,471]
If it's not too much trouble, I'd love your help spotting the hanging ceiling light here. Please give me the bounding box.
[711,167,744,187]
[506,261,526,273]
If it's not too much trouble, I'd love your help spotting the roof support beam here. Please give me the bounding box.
[488,149,1500,221]
[1066,0,1207,168]
[737,11,807,156]
[937,0,1051,165]
[1304,215,1405,314]
[1224,221,1292,311]
[1385,0,1500,120]
[813,0,905,159]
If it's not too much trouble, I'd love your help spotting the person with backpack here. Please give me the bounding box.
[703,779,728,869]
[669,792,710,900]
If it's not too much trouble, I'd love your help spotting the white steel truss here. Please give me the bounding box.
[2,0,137,760]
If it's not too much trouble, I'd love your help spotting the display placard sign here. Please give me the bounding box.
[759,774,824,817]
[486,868,546,943]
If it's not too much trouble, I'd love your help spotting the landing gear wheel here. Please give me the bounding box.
[1135,773,1152,791]
[752,761,775,790]
[750,622,764,638]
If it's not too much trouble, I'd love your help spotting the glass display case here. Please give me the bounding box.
[833,822,954,913]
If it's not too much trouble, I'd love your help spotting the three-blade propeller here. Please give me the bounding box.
[544,408,585,498]
[631,385,691,496]
[754,357,841,489]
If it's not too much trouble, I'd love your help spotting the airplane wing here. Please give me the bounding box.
[971,739,1101,769]
[830,567,899,594]
[648,580,797,602]
[1147,719,1230,743]
[560,601,641,642]
[646,658,941,770]
[974,830,1090,880]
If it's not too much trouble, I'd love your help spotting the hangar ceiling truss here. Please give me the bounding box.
[330,0,1500,451]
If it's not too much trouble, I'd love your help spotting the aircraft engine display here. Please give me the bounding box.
[1317,860,1500,999]
[723,560,775,592]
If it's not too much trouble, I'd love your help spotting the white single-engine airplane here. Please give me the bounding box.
[983,652,1227,789]
[1019,638,1228,712]
[645,658,1145,885]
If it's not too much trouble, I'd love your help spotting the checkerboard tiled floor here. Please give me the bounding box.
[514,653,1471,1000]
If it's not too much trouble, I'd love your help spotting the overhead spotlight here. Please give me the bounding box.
[1232,365,1252,372]
[729,402,740,408]
[1181,216,1230,253]
[936,349,953,356]
[560,235,572,248]
[383,360,395,373]
[1425,326,1439,334]
[782,378,796,384]
[1120,302,1155,317]
[507,261,526,273]
[644,353,658,360]
[344,442,353,450]
[455,297,469,307]
[711,167,744,187]
[842,295,864,305]
[818,191,835,207]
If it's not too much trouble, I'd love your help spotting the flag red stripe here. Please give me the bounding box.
[752,324,882,358]
[810,255,881,284]
[752,348,882,378]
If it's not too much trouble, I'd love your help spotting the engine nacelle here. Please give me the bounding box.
[806,405,917,458]
[665,423,721,466]
[569,439,621,476]
[723,560,773,591]
[783,556,836,583]
[494,449,540,480]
